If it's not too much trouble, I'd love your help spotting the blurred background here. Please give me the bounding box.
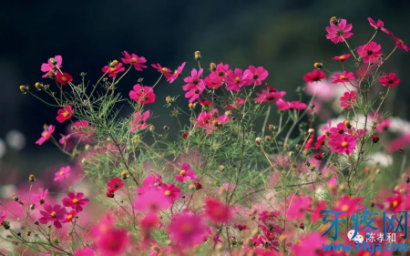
[1,0,410,185]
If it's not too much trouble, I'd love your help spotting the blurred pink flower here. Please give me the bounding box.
[204,198,231,224]
[130,110,150,132]
[168,211,207,247]
[35,125,55,146]
[54,165,71,181]
[368,17,390,34]
[134,188,171,213]
[31,188,48,207]
[168,62,186,83]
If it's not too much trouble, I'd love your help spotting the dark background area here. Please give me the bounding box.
[1,0,410,183]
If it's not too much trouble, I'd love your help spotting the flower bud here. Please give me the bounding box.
[35,82,42,90]
[330,16,338,25]
[110,60,119,67]
[188,183,196,190]
[218,165,225,172]
[313,62,323,69]
[212,120,219,127]
[214,180,220,186]
[121,171,128,179]
[19,85,28,93]
[12,194,19,201]
[308,128,315,134]
[371,134,379,143]
[149,125,155,132]
[255,137,261,145]
[194,51,201,60]
[165,96,173,104]
[30,204,35,210]
[344,120,351,129]
[210,62,216,71]
[163,125,169,131]
[264,135,271,142]
[288,151,294,157]
[26,231,31,236]
[29,174,35,182]
[80,72,87,77]
[269,124,276,131]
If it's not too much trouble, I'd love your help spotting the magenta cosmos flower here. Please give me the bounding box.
[41,55,62,78]
[62,192,89,212]
[54,165,71,181]
[204,198,231,224]
[134,188,172,213]
[167,62,186,84]
[129,110,150,132]
[303,69,326,83]
[286,195,312,221]
[161,183,180,201]
[39,204,67,229]
[357,42,382,63]
[328,134,357,155]
[95,228,130,256]
[129,84,156,104]
[330,71,355,84]
[390,33,409,52]
[168,211,207,247]
[368,17,390,34]
[107,177,124,192]
[31,188,48,207]
[244,65,268,86]
[151,63,172,79]
[102,62,125,77]
[225,68,249,92]
[326,18,353,44]
[378,72,400,87]
[182,68,205,103]
[340,91,357,109]
[204,72,224,90]
[56,72,73,85]
[35,125,55,146]
[56,105,74,123]
[292,232,328,256]
[121,51,147,71]
[175,162,197,183]
[332,53,351,61]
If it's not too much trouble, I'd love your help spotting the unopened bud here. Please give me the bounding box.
[30,204,35,210]
[121,171,128,179]
[210,62,216,71]
[330,16,338,25]
[165,96,173,103]
[255,137,261,145]
[110,60,119,67]
[35,82,42,90]
[269,124,275,131]
[19,85,28,93]
[218,165,225,172]
[194,51,201,60]
[313,62,323,69]
[344,120,351,129]
[29,174,35,182]
[308,128,315,134]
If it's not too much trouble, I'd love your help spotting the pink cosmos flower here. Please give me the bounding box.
[214,63,230,80]
[225,68,248,92]
[286,195,312,221]
[292,232,328,256]
[140,213,159,236]
[168,211,207,247]
[329,121,348,137]
[310,200,326,223]
[137,174,163,195]
[244,65,268,86]
[161,183,180,201]
[340,91,357,109]
[72,120,96,137]
[321,120,332,135]
[175,162,197,183]
[56,72,73,85]
[134,188,172,213]
[357,42,382,63]
[62,210,77,223]
[390,33,409,52]
[385,193,403,211]
[101,62,125,77]
[204,198,231,224]
[129,84,156,104]
[368,17,390,34]
[41,55,62,78]
[289,101,307,110]
[375,118,390,133]
[59,134,72,146]
[167,62,186,83]
[328,134,357,155]
[107,177,124,192]
[95,228,130,256]
[225,97,246,111]
[39,204,67,229]
[62,192,89,212]
[73,248,95,256]
[333,195,364,217]
[35,125,55,145]
[151,63,172,79]
[378,72,400,87]
[31,188,48,207]
[0,210,7,224]
[54,165,71,181]
[255,84,286,103]
[304,79,335,102]
[332,53,351,61]
[325,18,353,44]
[182,68,205,103]
[130,110,150,132]
[331,71,355,84]
[276,99,291,111]
[204,72,224,89]
[303,69,326,83]
[56,105,74,123]
[121,51,147,71]
[193,111,214,134]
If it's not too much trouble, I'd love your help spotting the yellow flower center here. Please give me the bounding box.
[60,171,65,176]
[266,212,271,216]
[50,211,57,218]
[67,214,73,220]
[339,55,345,59]
[61,76,67,82]
[42,132,49,138]
[131,57,137,63]
[180,170,186,175]
[110,67,116,72]
[161,67,168,73]
[73,198,79,204]
[234,77,241,83]
[323,129,329,135]
[340,75,346,80]
[174,69,178,74]
[341,141,348,147]
[392,201,399,207]
[399,39,404,44]
[341,205,349,211]
[164,190,171,196]
[62,110,69,117]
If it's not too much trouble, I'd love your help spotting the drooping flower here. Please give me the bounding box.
[35,125,55,146]
[368,17,390,34]
[332,53,351,61]
[151,63,172,79]
[168,211,207,247]
[130,110,150,132]
[168,62,186,83]
[175,162,197,183]
[95,228,130,256]
[62,192,89,212]
[182,68,205,103]
[39,204,67,229]
[340,91,357,109]
[378,72,400,87]
[129,84,156,104]
[303,69,326,83]
[331,71,355,84]
[390,33,410,52]
[134,188,172,213]
[225,68,248,92]
[161,183,180,201]
[333,195,364,217]
[325,18,353,44]
[357,42,382,63]
[121,51,147,71]
[56,72,73,85]
[41,55,62,78]
[244,66,268,86]
[328,134,357,155]
[204,198,231,224]
[56,105,74,123]
[286,195,312,221]
[31,188,48,207]
[102,62,125,77]
[107,177,124,192]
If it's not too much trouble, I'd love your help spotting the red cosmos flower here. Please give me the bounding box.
[204,198,231,224]
[62,210,77,223]
[193,181,203,190]
[39,204,67,229]
[305,134,314,150]
[385,193,403,211]
[332,53,351,61]
[121,51,147,71]
[56,72,73,85]
[310,200,326,223]
[95,228,130,256]
[390,33,410,52]
[333,195,364,217]
[182,132,190,139]
[368,17,390,34]
[102,62,125,77]
[357,42,382,63]
[286,195,312,221]
[303,69,326,83]
[371,134,380,143]
[62,192,89,212]
[106,189,115,198]
[129,84,156,104]
[378,73,400,87]
[129,110,150,132]
[56,105,74,123]
[331,71,355,84]
[314,152,324,160]
[340,91,357,109]
[107,177,124,192]
[151,63,172,79]
[198,99,213,108]
[325,18,353,44]
[314,135,327,150]
[215,63,230,79]
[234,224,249,231]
